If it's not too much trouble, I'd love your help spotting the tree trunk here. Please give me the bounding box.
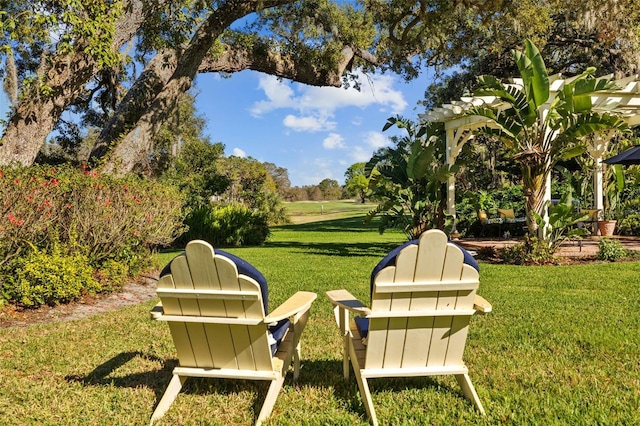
[524,172,547,237]
[0,52,95,166]
[0,0,146,166]
[88,49,177,163]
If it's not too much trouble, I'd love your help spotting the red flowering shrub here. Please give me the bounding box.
[0,165,185,306]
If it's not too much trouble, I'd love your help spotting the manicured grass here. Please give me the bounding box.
[284,200,375,223]
[1,217,639,425]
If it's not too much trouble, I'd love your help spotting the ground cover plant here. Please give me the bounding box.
[1,212,639,425]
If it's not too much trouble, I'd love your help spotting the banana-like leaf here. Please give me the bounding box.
[560,145,587,161]
[561,113,628,140]
[524,39,550,108]
[407,142,434,180]
[613,164,625,192]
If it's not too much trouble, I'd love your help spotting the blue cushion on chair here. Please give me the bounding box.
[370,239,479,296]
[267,318,291,355]
[354,316,370,339]
[160,246,288,354]
[160,247,269,313]
[359,239,480,340]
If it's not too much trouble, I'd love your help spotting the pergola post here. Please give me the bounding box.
[446,128,456,217]
[419,74,640,227]
[587,133,611,216]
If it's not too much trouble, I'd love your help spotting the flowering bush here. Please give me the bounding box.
[0,165,185,306]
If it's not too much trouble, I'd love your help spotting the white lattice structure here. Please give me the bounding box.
[418,74,640,220]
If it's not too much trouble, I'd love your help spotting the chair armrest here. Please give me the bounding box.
[473,295,492,313]
[326,289,371,316]
[264,291,317,323]
[150,302,164,320]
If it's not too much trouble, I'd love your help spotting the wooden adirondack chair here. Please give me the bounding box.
[327,229,491,425]
[150,240,317,425]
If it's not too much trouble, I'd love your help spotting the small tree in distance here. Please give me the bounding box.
[344,162,370,203]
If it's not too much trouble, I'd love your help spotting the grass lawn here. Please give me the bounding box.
[1,212,639,425]
[283,200,376,224]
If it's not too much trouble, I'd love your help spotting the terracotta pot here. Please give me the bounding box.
[597,220,617,236]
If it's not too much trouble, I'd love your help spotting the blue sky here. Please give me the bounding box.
[1,69,434,186]
[194,69,433,186]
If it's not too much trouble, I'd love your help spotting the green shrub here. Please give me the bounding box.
[617,213,640,236]
[5,246,101,307]
[180,203,270,246]
[0,165,186,307]
[597,238,627,261]
[501,236,556,265]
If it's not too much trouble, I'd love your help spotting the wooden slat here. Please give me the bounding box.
[361,365,469,379]
[153,315,262,325]
[364,317,388,369]
[206,324,237,369]
[171,256,201,316]
[156,288,261,301]
[374,280,478,293]
[366,309,476,318]
[187,323,214,368]
[384,249,415,368]
[157,275,182,316]
[445,317,471,366]
[415,230,448,280]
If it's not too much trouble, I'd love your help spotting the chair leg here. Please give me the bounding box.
[343,334,350,380]
[293,340,301,380]
[150,374,187,425]
[256,375,286,426]
[455,373,485,415]
[354,371,378,426]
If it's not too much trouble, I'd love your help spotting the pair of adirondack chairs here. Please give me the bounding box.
[151,230,491,425]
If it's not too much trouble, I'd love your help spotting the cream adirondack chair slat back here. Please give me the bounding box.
[152,240,317,426]
[156,240,273,372]
[366,230,479,371]
[327,229,490,425]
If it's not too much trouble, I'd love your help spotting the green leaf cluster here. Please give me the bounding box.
[365,116,458,239]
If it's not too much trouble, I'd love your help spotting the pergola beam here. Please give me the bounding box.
[420,74,640,226]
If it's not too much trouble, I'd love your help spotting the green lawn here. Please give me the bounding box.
[283,200,376,223]
[1,215,639,425]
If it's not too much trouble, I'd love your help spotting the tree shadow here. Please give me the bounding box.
[277,216,379,233]
[263,240,400,259]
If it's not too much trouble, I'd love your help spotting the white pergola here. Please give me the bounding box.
[418,74,640,221]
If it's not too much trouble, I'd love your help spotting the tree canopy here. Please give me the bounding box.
[0,0,544,173]
[1,0,637,177]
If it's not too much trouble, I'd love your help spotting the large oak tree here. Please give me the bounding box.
[2,0,637,175]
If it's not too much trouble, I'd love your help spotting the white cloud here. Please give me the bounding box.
[232,147,246,157]
[249,77,296,116]
[249,70,407,132]
[350,146,374,163]
[323,133,346,150]
[364,131,389,149]
[283,115,336,132]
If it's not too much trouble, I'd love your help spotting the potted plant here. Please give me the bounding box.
[598,165,624,236]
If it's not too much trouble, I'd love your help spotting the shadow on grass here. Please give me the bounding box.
[66,353,467,422]
[276,216,380,233]
[263,240,401,258]
[65,351,176,403]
